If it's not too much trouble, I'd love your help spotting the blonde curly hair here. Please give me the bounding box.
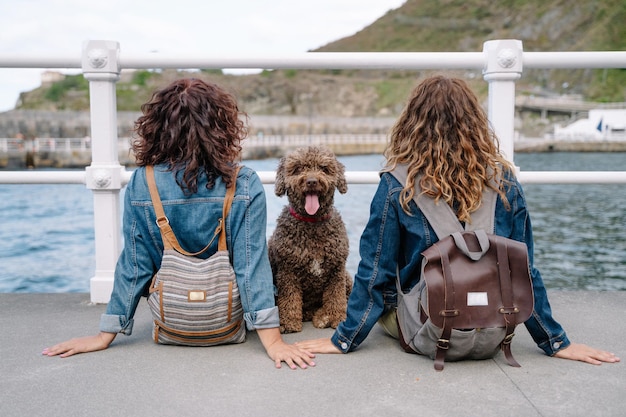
[383,75,514,223]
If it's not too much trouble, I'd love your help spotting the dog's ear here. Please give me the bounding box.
[337,161,348,194]
[274,157,286,196]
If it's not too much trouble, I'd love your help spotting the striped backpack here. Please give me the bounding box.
[146,166,246,346]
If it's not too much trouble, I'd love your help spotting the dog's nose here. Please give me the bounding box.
[306,178,318,188]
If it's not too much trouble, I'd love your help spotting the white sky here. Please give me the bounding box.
[0,0,406,113]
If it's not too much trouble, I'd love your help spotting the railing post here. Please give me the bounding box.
[82,40,125,304]
[482,39,523,166]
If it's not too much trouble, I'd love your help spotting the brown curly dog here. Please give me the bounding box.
[268,145,352,333]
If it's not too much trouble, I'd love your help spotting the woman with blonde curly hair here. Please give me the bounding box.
[43,79,315,370]
[298,75,619,365]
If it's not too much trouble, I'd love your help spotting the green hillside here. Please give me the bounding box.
[318,0,625,53]
[316,0,626,100]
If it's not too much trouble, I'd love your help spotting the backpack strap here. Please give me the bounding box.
[495,235,522,367]
[146,165,239,255]
[388,164,497,238]
[433,244,456,371]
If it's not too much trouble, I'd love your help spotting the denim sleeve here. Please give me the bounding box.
[100,171,155,335]
[508,179,571,356]
[233,169,280,331]
[332,174,400,352]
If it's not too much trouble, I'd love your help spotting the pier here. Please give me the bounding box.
[1,291,624,417]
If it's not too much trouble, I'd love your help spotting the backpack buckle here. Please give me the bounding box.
[502,333,515,345]
[437,338,450,350]
[439,309,459,317]
[156,216,169,228]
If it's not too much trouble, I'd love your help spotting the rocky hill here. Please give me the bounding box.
[9,0,626,131]
[317,0,626,102]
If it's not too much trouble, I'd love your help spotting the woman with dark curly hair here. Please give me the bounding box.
[43,79,315,370]
[297,75,619,366]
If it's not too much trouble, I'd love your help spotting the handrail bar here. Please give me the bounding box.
[2,50,626,70]
[2,170,626,185]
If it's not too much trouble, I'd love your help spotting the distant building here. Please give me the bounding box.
[41,71,65,85]
[554,109,626,141]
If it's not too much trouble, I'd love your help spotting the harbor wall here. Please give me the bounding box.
[0,142,388,169]
[3,140,626,170]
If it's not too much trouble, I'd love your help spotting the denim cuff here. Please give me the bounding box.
[245,306,279,330]
[100,314,134,335]
[538,332,571,356]
[331,332,352,353]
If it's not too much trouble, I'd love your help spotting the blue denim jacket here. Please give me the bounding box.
[331,171,571,356]
[100,164,279,335]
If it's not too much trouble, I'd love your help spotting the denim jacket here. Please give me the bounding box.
[100,164,279,335]
[331,171,571,357]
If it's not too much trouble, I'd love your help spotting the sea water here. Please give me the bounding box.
[0,152,624,292]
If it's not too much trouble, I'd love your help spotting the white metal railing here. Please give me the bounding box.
[3,167,626,186]
[0,137,93,152]
[1,39,625,303]
[0,134,387,154]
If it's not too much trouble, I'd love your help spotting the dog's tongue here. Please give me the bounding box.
[305,194,320,215]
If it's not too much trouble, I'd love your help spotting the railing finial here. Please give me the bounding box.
[81,40,121,76]
[483,39,523,78]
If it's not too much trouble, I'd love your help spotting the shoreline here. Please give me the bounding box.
[514,139,626,153]
[1,140,626,169]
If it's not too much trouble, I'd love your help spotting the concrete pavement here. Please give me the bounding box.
[1,291,623,417]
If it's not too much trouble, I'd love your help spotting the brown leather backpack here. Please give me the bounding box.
[390,165,534,371]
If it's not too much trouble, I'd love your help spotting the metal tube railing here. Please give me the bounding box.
[1,39,625,303]
[4,170,626,186]
[3,50,626,70]
[524,51,626,68]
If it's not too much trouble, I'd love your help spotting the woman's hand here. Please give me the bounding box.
[42,332,116,358]
[295,338,342,354]
[553,342,620,365]
[257,328,316,369]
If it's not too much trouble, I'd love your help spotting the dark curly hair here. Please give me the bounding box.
[383,75,514,223]
[131,78,248,193]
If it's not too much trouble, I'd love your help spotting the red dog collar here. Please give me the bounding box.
[289,206,331,223]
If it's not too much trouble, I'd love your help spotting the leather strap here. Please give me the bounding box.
[434,245,458,371]
[218,168,239,251]
[146,165,239,255]
[496,236,522,367]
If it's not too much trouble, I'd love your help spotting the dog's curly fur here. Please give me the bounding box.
[268,146,352,333]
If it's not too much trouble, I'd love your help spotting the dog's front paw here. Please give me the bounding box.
[312,313,335,329]
[328,316,344,329]
[312,317,331,329]
[280,322,303,334]
[313,311,345,329]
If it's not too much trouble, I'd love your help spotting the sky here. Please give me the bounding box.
[0,0,406,113]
